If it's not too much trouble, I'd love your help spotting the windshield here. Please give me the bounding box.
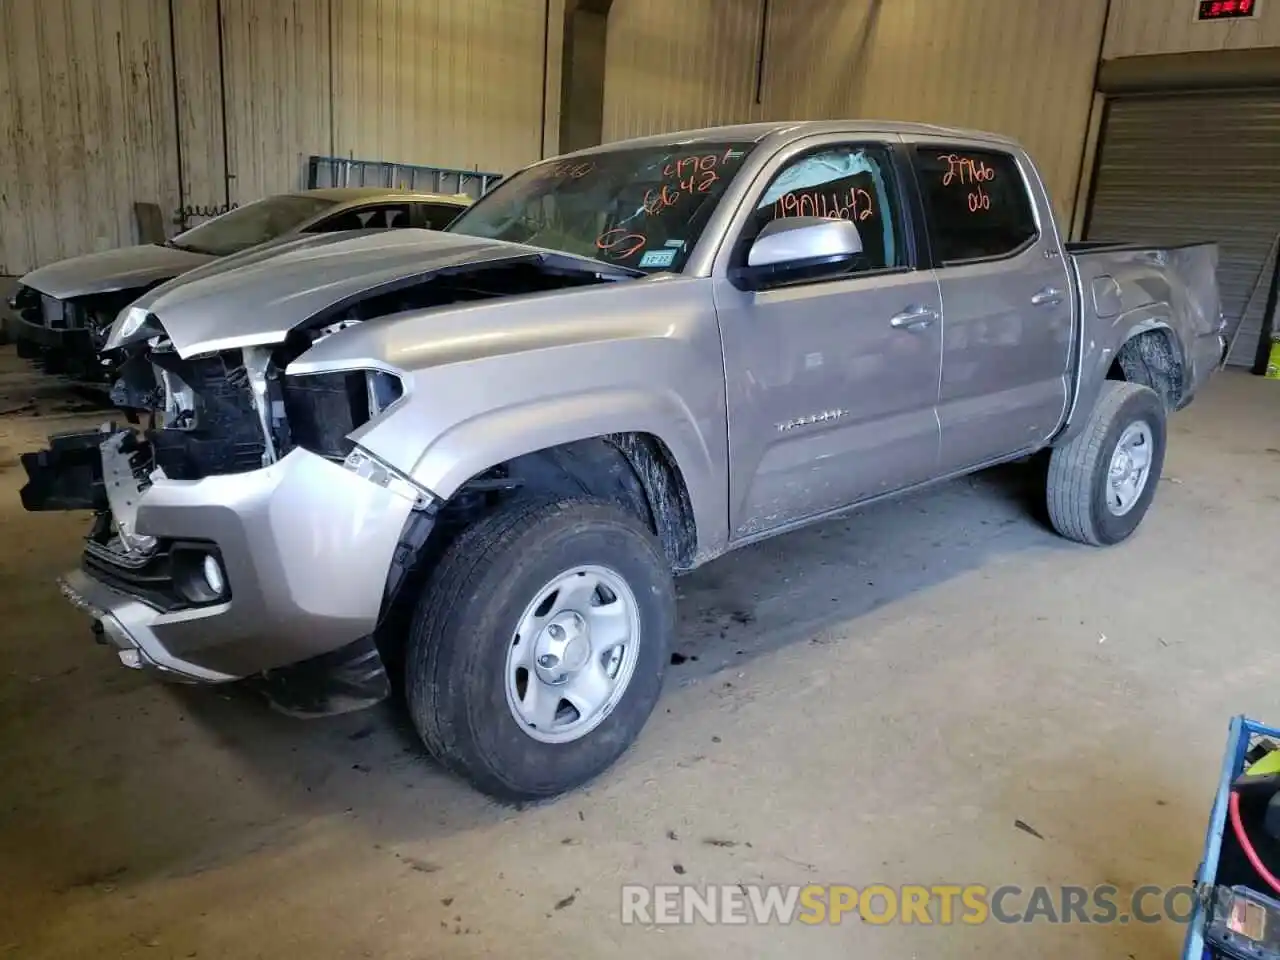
[170,195,338,256]
[446,141,757,272]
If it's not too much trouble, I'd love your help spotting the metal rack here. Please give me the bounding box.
[306,155,502,199]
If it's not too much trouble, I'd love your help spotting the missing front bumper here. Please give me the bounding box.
[24,429,424,680]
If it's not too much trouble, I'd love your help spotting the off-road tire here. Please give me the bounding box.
[1046,381,1167,546]
[405,497,675,802]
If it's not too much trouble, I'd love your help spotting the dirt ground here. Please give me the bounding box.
[0,345,1278,959]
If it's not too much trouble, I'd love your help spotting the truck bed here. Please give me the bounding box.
[1065,239,1216,254]
[1066,239,1223,418]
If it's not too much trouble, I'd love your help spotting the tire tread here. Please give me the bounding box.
[404,496,672,801]
[1046,381,1157,546]
[408,496,563,771]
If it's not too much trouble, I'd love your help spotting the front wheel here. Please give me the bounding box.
[404,497,675,802]
[1046,381,1167,546]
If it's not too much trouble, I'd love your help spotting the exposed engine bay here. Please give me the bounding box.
[20,258,620,527]
[16,249,635,684]
[107,261,613,479]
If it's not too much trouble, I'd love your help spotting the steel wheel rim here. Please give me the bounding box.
[504,564,642,744]
[1105,420,1155,517]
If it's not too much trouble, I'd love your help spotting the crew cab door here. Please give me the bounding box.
[712,137,943,539]
[907,141,1073,471]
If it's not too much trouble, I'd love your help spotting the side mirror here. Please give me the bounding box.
[732,217,863,291]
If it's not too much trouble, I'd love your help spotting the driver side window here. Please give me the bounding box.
[740,143,906,274]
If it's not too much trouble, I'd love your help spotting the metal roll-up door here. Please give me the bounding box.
[1086,90,1280,368]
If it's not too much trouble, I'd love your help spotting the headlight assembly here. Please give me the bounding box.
[105,305,163,351]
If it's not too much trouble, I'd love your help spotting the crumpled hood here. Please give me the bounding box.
[20,244,215,300]
[111,230,636,358]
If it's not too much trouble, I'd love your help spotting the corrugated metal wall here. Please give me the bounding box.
[172,0,229,219]
[603,0,1108,219]
[0,0,180,275]
[332,0,558,176]
[12,0,1279,275]
[1105,0,1280,58]
[780,0,1109,220]
[0,0,559,275]
[219,0,332,205]
[602,0,768,140]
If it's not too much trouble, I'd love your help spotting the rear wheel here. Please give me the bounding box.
[1046,381,1166,546]
[404,497,675,802]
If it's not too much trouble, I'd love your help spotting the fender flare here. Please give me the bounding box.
[407,387,722,556]
[1059,304,1183,444]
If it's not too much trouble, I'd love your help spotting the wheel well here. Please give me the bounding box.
[424,433,696,569]
[1106,328,1185,410]
[374,434,696,670]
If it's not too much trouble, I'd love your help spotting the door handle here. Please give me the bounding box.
[1031,287,1064,306]
[889,306,938,330]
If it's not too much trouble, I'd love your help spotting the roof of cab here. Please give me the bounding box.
[561,119,1020,156]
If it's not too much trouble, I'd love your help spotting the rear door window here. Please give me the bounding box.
[913,148,1037,263]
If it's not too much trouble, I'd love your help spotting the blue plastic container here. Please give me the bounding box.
[1185,715,1280,959]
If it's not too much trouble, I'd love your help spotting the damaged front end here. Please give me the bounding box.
[101,321,409,484]
[18,243,628,711]
[9,284,150,383]
[18,314,429,709]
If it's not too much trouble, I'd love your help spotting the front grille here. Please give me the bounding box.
[83,538,186,612]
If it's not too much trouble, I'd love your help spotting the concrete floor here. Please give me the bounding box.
[1,346,1278,959]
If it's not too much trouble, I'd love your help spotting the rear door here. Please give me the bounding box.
[908,141,1073,472]
[712,136,944,539]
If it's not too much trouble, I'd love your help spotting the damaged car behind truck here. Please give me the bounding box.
[8,188,471,386]
[19,121,1225,802]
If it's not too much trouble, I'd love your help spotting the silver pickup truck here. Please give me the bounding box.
[19,121,1224,801]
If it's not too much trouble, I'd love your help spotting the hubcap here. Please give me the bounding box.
[1106,420,1155,516]
[505,565,641,744]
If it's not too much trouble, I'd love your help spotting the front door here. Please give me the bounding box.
[713,140,944,540]
[909,142,1074,471]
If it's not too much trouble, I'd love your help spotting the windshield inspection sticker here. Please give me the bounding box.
[639,248,677,269]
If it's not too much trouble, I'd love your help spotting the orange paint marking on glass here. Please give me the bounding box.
[595,228,647,260]
[773,186,875,222]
